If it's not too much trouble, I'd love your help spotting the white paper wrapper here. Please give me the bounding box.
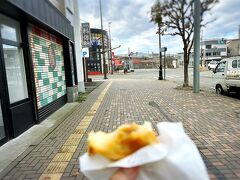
[79,122,209,180]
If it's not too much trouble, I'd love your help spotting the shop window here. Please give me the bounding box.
[0,14,28,104]
[1,24,18,42]
[3,45,28,103]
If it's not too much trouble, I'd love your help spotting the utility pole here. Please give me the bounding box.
[193,0,200,93]
[108,22,113,74]
[99,0,107,79]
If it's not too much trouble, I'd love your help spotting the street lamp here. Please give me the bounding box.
[99,0,107,79]
[157,26,163,80]
[156,25,167,80]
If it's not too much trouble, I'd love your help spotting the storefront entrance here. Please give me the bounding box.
[0,0,77,146]
[0,13,35,142]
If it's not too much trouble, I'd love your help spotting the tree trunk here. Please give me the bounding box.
[183,49,189,87]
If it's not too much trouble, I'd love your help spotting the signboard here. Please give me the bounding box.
[91,39,101,47]
[160,47,167,52]
[82,48,89,58]
[81,23,90,48]
[218,39,225,44]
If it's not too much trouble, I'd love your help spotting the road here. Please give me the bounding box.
[89,67,215,90]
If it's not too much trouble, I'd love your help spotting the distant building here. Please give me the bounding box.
[87,28,108,75]
[201,38,227,66]
[116,53,178,69]
[227,39,240,57]
[177,52,194,67]
[239,25,240,39]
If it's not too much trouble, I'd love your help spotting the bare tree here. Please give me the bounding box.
[151,0,218,87]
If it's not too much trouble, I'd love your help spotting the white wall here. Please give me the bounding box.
[74,0,85,92]
[66,0,85,92]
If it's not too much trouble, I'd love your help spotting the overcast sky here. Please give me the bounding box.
[79,0,240,55]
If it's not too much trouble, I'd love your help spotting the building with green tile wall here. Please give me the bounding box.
[29,26,66,109]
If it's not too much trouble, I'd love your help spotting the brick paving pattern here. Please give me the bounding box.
[1,79,240,179]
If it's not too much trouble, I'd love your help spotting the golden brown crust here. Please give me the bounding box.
[87,122,158,161]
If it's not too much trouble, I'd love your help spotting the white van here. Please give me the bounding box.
[213,56,240,94]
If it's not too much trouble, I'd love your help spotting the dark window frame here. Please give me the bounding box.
[232,60,237,68]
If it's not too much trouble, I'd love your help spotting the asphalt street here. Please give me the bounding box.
[89,68,214,90]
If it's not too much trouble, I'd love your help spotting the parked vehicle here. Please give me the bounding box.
[212,57,240,94]
[208,61,218,70]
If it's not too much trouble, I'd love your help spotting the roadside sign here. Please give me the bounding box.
[160,47,167,52]
[82,48,89,58]
[81,23,90,48]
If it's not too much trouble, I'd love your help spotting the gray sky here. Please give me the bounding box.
[79,0,240,55]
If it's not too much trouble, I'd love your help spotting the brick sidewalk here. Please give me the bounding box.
[1,79,240,179]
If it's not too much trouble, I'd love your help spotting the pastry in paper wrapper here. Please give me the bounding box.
[87,122,158,160]
[79,122,209,180]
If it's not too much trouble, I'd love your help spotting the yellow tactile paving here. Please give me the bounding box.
[39,173,62,180]
[58,146,77,153]
[44,162,69,173]
[39,82,112,180]
[52,153,73,162]
[64,138,82,146]
[72,129,85,134]
[68,134,84,139]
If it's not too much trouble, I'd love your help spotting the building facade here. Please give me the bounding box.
[50,0,85,92]
[177,52,194,67]
[87,28,108,75]
[227,39,240,57]
[201,39,227,66]
[0,0,78,146]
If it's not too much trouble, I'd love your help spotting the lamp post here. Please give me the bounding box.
[99,0,107,79]
[157,26,163,80]
[108,22,113,74]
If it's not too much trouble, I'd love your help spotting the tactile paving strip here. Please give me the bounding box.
[39,82,112,180]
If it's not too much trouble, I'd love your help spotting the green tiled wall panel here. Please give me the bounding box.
[30,28,66,109]
[33,36,40,45]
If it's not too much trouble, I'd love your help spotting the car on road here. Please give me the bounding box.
[208,61,218,70]
[212,56,240,94]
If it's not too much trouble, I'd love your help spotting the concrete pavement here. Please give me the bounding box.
[0,77,240,179]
